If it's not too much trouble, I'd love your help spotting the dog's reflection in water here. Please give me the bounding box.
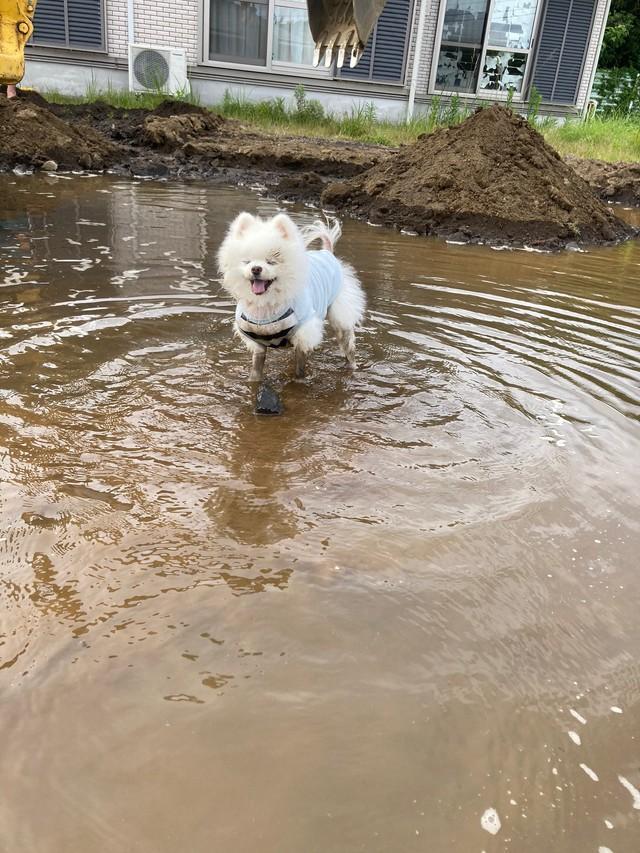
[205,399,318,548]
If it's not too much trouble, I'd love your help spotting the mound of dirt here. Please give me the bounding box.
[150,99,213,118]
[141,112,225,150]
[322,105,635,249]
[0,98,117,171]
[565,155,640,206]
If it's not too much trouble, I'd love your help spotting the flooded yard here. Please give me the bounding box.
[1,174,639,852]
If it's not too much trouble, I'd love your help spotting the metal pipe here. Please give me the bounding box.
[128,0,135,44]
[406,0,429,122]
[582,0,612,119]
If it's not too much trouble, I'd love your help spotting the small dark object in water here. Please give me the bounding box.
[255,383,283,415]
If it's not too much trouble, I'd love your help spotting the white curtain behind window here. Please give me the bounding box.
[272,5,314,65]
[210,0,269,63]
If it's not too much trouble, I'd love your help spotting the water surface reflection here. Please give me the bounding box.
[1,174,639,853]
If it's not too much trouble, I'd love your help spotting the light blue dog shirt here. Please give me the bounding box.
[236,250,343,348]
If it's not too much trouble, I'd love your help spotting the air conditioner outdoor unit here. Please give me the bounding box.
[128,44,189,96]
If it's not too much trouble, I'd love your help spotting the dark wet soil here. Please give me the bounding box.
[321,106,635,249]
[1,92,638,249]
[566,155,640,206]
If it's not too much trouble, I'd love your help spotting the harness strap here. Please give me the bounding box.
[238,305,298,349]
[240,307,294,326]
[241,325,296,344]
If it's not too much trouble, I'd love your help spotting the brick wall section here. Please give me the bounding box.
[106,0,200,63]
[106,0,128,58]
[404,0,440,95]
[575,0,610,110]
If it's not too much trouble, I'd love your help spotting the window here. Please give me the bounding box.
[432,0,540,99]
[272,3,316,65]
[32,0,104,50]
[209,0,269,65]
[207,0,322,70]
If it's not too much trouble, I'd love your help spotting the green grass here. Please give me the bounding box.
[543,114,640,162]
[40,83,640,163]
[43,81,201,110]
[215,89,476,146]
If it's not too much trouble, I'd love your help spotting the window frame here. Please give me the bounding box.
[429,0,545,101]
[202,0,331,76]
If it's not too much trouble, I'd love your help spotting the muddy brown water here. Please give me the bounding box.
[1,174,639,853]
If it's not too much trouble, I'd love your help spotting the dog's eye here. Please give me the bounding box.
[267,258,278,265]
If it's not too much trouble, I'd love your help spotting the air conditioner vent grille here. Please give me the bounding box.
[133,49,170,90]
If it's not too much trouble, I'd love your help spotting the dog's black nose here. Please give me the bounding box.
[251,265,262,277]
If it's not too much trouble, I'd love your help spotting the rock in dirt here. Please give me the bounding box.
[255,383,284,415]
[41,159,58,172]
[0,98,116,172]
[322,105,635,249]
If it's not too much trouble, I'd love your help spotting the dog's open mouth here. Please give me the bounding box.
[250,277,274,295]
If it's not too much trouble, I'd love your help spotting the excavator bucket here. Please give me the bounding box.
[0,0,36,85]
[307,0,387,68]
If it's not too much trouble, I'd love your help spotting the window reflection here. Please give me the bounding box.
[480,50,527,92]
[435,46,482,92]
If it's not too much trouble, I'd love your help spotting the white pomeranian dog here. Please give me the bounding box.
[217,212,366,381]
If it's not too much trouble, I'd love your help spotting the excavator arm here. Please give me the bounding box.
[0,0,36,85]
[0,0,386,87]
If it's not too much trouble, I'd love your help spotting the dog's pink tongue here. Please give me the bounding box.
[251,279,267,295]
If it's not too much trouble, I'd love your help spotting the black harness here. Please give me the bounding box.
[238,307,297,349]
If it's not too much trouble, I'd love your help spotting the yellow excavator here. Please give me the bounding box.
[1,0,36,86]
[0,0,386,88]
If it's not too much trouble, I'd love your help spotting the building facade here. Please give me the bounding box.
[24,0,611,119]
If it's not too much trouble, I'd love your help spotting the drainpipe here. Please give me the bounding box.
[582,0,612,119]
[128,0,135,44]
[406,0,429,122]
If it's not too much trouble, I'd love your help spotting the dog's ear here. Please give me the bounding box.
[272,213,297,241]
[230,212,255,237]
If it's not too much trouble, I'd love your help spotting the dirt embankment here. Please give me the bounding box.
[0,96,117,171]
[565,155,640,207]
[321,106,635,249]
[0,92,387,180]
[1,93,638,249]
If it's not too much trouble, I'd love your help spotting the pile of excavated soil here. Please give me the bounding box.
[322,105,635,249]
[2,92,638,248]
[0,97,117,171]
[3,92,385,180]
[565,155,640,206]
[141,111,225,150]
[46,97,220,146]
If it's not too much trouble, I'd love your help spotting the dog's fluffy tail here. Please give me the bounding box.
[300,218,342,253]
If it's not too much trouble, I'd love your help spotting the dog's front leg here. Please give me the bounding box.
[249,347,266,382]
